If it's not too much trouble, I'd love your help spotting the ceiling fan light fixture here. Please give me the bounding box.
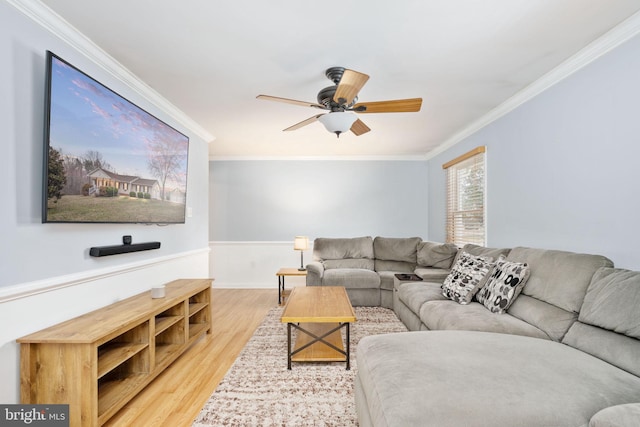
[318,112,357,137]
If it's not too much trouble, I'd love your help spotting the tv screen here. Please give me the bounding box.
[42,51,189,224]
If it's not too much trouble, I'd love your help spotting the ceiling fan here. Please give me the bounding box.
[257,67,422,138]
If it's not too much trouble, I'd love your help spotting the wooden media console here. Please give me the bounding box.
[17,278,212,426]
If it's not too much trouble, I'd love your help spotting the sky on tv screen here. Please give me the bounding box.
[49,56,188,192]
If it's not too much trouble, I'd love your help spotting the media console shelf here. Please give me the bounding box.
[18,278,212,427]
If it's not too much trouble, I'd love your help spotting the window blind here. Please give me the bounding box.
[443,146,486,247]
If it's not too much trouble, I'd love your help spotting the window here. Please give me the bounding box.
[443,146,486,247]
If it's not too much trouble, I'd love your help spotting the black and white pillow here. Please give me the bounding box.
[441,251,494,304]
[476,255,530,314]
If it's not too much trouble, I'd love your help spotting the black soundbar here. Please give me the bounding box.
[90,241,161,257]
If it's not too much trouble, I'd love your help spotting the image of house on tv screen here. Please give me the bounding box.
[44,53,189,224]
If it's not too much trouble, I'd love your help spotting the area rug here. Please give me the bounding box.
[193,306,407,427]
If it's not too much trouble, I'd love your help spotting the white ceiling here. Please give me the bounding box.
[38,0,640,158]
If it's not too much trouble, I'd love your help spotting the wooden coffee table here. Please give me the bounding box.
[281,286,356,370]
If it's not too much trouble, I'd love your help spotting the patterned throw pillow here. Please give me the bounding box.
[476,255,530,314]
[441,251,495,304]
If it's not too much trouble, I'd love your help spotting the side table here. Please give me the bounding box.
[276,268,307,304]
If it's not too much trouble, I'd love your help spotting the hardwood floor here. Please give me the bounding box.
[104,288,278,427]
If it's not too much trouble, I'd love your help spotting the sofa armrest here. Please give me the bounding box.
[589,403,640,427]
[306,261,324,286]
[414,267,451,284]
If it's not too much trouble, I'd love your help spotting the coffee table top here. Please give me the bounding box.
[281,286,356,323]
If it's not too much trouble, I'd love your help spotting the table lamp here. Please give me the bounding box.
[293,236,309,271]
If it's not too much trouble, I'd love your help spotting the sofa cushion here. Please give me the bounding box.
[476,256,530,314]
[416,241,458,269]
[373,237,421,263]
[441,251,495,304]
[397,282,446,314]
[503,247,613,342]
[374,237,421,272]
[562,267,640,377]
[313,236,375,270]
[356,331,640,427]
[322,258,375,270]
[578,268,640,339]
[589,403,640,427]
[506,246,613,313]
[375,259,416,273]
[419,300,549,340]
[563,322,640,379]
[322,268,380,289]
[413,267,451,283]
[506,294,578,342]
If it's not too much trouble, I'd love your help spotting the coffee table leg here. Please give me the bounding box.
[287,322,292,370]
[346,322,351,370]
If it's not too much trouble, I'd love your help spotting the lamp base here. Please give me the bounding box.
[298,250,307,272]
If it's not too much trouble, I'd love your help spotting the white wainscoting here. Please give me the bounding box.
[209,241,312,289]
[0,248,210,404]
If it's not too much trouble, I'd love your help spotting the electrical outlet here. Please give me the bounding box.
[187,207,193,218]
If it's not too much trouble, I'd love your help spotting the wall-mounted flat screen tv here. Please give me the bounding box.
[42,51,189,224]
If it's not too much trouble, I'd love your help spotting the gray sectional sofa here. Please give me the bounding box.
[306,236,457,308]
[306,237,640,427]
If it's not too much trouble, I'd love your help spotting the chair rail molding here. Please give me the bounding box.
[0,247,210,303]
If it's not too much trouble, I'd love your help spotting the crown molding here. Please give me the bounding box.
[10,0,638,157]
[7,0,215,144]
[425,10,640,161]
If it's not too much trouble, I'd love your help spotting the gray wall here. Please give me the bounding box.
[0,1,210,288]
[210,160,429,241]
[428,33,640,270]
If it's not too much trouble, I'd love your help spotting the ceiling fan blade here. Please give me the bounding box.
[283,114,325,131]
[257,95,325,109]
[333,69,369,106]
[350,119,371,136]
[353,98,422,113]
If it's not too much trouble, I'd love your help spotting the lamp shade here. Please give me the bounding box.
[318,112,357,136]
[293,236,309,251]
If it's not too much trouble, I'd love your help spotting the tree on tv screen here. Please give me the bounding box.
[47,146,66,203]
[147,130,188,202]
